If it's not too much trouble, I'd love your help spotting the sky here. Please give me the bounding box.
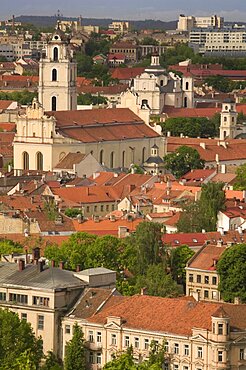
[1,0,246,22]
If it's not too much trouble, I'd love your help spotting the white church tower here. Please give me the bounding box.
[38,26,77,111]
[220,99,238,140]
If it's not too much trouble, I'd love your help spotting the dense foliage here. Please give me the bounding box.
[217,244,246,303]
[0,310,43,369]
[104,341,166,369]
[0,238,23,255]
[0,90,37,105]
[160,115,220,138]
[164,146,205,178]
[64,324,86,370]
[77,93,107,105]
[177,182,225,233]
[233,163,246,190]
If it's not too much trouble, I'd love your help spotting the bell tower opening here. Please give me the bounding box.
[53,47,58,62]
[52,96,57,111]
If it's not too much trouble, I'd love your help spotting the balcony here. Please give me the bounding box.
[84,341,103,351]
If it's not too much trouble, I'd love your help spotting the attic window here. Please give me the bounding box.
[193,238,198,243]
[174,240,180,244]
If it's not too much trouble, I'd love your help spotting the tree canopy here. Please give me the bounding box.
[0,309,43,369]
[217,244,246,303]
[234,163,246,190]
[164,146,205,178]
[177,182,225,232]
[64,324,86,370]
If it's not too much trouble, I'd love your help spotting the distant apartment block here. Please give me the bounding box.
[108,21,130,34]
[177,14,224,32]
[189,28,246,56]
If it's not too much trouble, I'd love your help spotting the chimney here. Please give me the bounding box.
[32,247,40,264]
[38,260,44,272]
[18,259,25,271]
[51,260,55,268]
[76,264,81,272]
[59,261,65,270]
[140,287,148,295]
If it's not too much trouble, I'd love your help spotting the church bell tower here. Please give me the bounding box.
[38,26,77,112]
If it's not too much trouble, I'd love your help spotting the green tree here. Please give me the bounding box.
[0,310,43,369]
[64,323,86,370]
[135,264,181,297]
[177,201,202,233]
[234,163,246,190]
[129,222,164,274]
[217,244,246,303]
[170,245,195,285]
[140,37,159,46]
[103,346,136,369]
[86,235,121,271]
[199,182,225,231]
[41,351,62,370]
[0,238,23,254]
[164,146,205,178]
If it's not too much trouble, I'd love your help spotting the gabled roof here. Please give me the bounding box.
[188,244,227,271]
[88,294,246,335]
[55,152,87,170]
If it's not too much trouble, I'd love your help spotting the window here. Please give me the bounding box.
[204,290,209,299]
[89,352,94,364]
[94,205,97,212]
[51,96,57,111]
[164,341,169,352]
[38,315,44,330]
[164,363,169,370]
[212,291,218,300]
[174,343,179,354]
[185,81,189,90]
[65,325,71,334]
[134,337,139,348]
[89,331,94,342]
[110,151,115,168]
[99,149,104,164]
[53,47,58,61]
[197,346,203,358]
[174,365,179,370]
[21,313,27,321]
[122,151,126,168]
[33,296,49,307]
[224,116,227,122]
[23,151,29,170]
[184,97,188,108]
[111,334,117,345]
[204,276,209,284]
[218,323,223,335]
[218,350,223,362]
[183,367,189,370]
[9,293,28,304]
[125,336,130,347]
[0,292,6,301]
[212,276,217,285]
[240,348,245,361]
[96,353,102,364]
[97,332,102,343]
[100,205,104,212]
[184,344,189,356]
[189,274,193,282]
[52,68,57,81]
[197,275,201,283]
[144,339,149,350]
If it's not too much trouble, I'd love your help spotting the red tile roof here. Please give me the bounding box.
[0,100,16,110]
[188,244,227,271]
[47,108,160,143]
[164,104,246,118]
[55,152,87,169]
[167,137,246,162]
[163,232,207,248]
[111,67,145,80]
[88,294,246,335]
[53,186,121,204]
[77,84,128,95]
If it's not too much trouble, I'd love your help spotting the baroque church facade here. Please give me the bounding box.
[120,54,194,115]
[13,29,164,172]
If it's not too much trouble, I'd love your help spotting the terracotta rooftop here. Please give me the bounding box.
[77,84,128,95]
[111,67,145,80]
[88,294,246,335]
[188,244,227,271]
[55,152,87,170]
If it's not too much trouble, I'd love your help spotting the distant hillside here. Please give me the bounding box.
[15,15,177,30]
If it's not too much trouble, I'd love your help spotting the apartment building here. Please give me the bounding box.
[178,14,224,32]
[186,243,227,302]
[62,293,246,369]
[189,29,246,55]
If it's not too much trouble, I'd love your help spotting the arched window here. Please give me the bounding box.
[122,151,125,168]
[110,151,114,168]
[52,96,57,111]
[224,116,227,122]
[53,47,58,62]
[160,80,164,86]
[184,97,188,108]
[185,81,189,90]
[142,147,146,163]
[23,152,29,170]
[52,69,57,81]
[36,152,43,171]
[99,149,104,164]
